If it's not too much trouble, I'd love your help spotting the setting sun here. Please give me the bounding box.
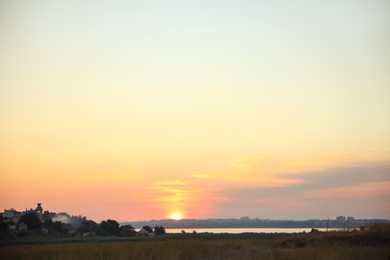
[170,212,184,220]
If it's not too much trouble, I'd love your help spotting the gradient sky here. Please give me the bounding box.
[1,1,389,222]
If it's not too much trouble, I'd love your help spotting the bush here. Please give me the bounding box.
[154,226,166,236]
[96,219,120,236]
[143,225,153,233]
[120,225,137,237]
[369,222,390,233]
[18,212,42,231]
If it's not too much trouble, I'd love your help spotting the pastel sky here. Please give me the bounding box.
[1,1,389,222]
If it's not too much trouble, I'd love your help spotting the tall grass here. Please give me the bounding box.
[1,226,389,260]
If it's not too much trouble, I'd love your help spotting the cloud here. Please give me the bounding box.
[192,157,303,187]
[87,172,138,181]
[152,180,188,186]
[230,157,261,169]
[224,162,390,200]
[192,173,220,179]
[192,152,390,187]
[230,152,390,174]
[193,171,300,187]
[302,181,390,199]
[211,160,390,218]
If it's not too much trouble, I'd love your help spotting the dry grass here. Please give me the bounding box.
[1,227,389,260]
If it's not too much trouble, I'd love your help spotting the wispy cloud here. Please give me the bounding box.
[230,152,390,174]
[152,180,188,186]
[224,162,390,199]
[192,172,221,179]
[302,181,390,199]
[192,171,300,187]
[86,172,138,181]
[213,160,390,218]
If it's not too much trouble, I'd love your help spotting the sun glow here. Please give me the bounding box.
[169,212,184,220]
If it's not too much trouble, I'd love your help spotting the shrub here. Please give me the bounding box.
[154,226,166,236]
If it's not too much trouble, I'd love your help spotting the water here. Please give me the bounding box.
[164,228,337,234]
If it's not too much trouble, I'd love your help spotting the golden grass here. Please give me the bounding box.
[1,229,389,260]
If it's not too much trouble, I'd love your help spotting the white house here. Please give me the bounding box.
[137,228,153,237]
[18,222,28,232]
[3,210,16,219]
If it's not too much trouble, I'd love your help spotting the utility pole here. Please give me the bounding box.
[327,217,329,232]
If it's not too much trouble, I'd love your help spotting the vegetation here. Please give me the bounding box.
[0,216,7,232]
[1,211,389,259]
[0,216,8,239]
[96,220,120,236]
[119,225,137,237]
[18,212,42,231]
[142,225,153,233]
[1,212,137,238]
[153,225,166,236]
[0,224,389,259]
[95,220,137,237]
[77,219,98,234]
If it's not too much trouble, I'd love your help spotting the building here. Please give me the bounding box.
[18,222,28,232]
[8,224,17,236]
[336,216,345,222]
[2,203,44,223]
[3,209,17,219]
[137,228,153,237]
[35,203,43,220]
[11,212,23,223]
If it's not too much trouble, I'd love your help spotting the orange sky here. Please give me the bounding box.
[1,1,389,222]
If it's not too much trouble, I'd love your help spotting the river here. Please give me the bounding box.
[163,228,338,234]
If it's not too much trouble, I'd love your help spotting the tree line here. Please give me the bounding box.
[0,212,165,238]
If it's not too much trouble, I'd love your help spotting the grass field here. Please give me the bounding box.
[1,228,389,259]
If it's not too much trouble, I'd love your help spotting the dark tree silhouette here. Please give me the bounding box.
[43,219,53,228]
[142,225,153,233]
[154,225,166,236]
[18,212,42,231]
[96,219,120,236]
[0,215,8,234]
[119,224,136,237]
[52,221,65,233]
[78,219,98,233]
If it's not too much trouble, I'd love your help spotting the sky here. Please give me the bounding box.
[0,0,389,222]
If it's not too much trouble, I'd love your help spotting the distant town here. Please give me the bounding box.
[1,203,389,238]
[125,216,389,229]
[0,203,165,238]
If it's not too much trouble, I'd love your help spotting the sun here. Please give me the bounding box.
[169,212,184,220]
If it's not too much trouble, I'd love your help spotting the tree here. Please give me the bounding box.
[96,219,120,236]
[78,219,98,233]
[43,219,53,228]
[119,224,136,237]
[18,212,42,231]
[0,215,8,235]
[52,221,65,233]
[154,225,166,236]
[142,225,153,233]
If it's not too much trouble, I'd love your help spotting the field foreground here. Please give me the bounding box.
[1,228,389,259]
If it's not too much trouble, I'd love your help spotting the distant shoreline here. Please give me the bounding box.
[122,217,389,229]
